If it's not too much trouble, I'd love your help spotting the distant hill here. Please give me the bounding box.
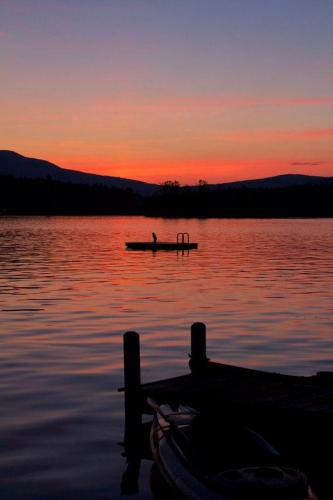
[1,151,332,216]
[0,150,158,196]
[1,151,332,194]
[212,173,333,190]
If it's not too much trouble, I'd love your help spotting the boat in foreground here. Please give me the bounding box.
[148,398,316,500]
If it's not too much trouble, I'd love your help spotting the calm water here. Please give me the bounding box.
[1,216,333,499]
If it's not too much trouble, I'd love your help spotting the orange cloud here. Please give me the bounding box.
[296,128,333,138]
[291,161,327,166]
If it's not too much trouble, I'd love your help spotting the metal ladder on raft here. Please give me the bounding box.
[177,232,190,246]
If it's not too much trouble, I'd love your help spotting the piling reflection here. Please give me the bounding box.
[120,406,152,495]
[120,451,141,495]
[150,464,183,500]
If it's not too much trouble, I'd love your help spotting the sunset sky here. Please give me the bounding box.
[1,0,333,183]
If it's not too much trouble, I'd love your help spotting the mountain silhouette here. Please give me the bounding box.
[1,150,332,193]
[0,150,158,195]
[212,173,333,190]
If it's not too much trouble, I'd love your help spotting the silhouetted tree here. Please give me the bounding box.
[197,179,208,188]
[160,180,181,194]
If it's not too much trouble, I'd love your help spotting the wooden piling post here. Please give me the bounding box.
[190,322,208,372]
[124,331,141,395]
[123,331,142,448]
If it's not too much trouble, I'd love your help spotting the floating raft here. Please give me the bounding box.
[126,241,198,250]
[126,232,198,251]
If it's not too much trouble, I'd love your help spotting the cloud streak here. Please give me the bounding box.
[90,95,333,113]
[221,128,333,143]
[291,161,328,167]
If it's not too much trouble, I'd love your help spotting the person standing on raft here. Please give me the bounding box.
[152,232,157,244]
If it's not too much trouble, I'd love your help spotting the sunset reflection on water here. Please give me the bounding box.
[0,216,332,499]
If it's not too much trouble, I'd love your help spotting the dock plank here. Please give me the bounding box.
[139,361,333,418]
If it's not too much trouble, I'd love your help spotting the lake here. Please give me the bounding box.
[1,216,333,499]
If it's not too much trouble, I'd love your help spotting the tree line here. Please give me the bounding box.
[0,175,332,217]
[146,181,333,217]
[0,175,142,215]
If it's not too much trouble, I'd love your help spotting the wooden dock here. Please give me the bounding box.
[121,322,333,419]
[139,359,333,425]
[119,323,333,498]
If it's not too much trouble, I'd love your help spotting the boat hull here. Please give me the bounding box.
[149,402,315,500]
[150,413,223,500]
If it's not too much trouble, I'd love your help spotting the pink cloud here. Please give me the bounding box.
[90,95,333,113]
[90,96,259,112]
[222,128,333,143]
[275,97,333,106]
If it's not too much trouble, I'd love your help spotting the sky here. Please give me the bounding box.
[1,0,333,184]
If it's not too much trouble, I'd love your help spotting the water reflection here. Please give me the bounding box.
[0,216,333,499]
